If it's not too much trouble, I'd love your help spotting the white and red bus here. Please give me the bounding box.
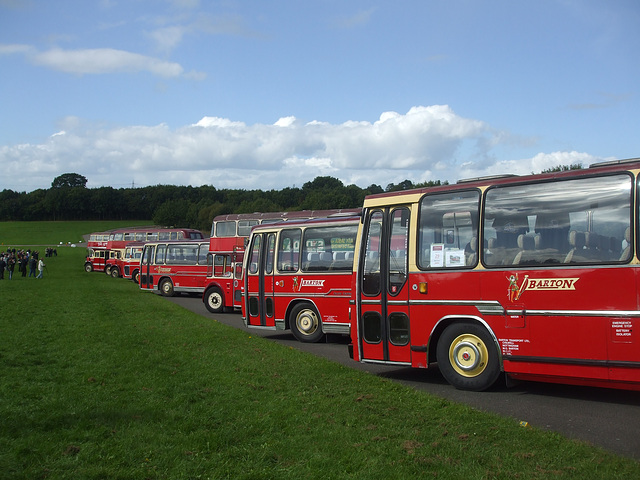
[243,216,360,342]
[84,232,111,272]
[202,209,361,314]
[350,158,640,391]
[84,226,205,273]
[140,240,210,296]
[105,241,145,282]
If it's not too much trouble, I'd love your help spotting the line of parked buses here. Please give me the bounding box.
[85,158,640,392]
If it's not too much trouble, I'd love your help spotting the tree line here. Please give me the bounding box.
[1,165,581,233]
[0,173,446,234]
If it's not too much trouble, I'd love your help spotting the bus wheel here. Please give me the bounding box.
[104,265,111,275]
[290,303,324,343]
[132,270,140,284]
[110,267,120,278]
[84,263,93,273]
[436,322,501,391]
[204,288,224,313]
[160,279,174,297]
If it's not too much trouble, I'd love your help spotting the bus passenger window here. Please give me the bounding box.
[389,208,409,294]
[485,174,631,267]
[277,229,301,272]
[248,235,261,275]
[418,191,479,270]
[362,212,382,295]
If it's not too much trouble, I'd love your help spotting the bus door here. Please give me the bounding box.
[232,249,245,308]
[140,244,155,290]
[357,207,411,364]
[245,232,277,327]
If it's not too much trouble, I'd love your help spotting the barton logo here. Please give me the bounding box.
[293,277,325,291]
[507,274,579,301]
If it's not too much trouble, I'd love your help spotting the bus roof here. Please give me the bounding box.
[363,157,640,205]
[213,208,361,223]
[249,215,361,232]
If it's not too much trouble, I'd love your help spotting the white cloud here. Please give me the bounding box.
[0,43,204,78]
[0,43,34,55]
[32,47,185,77]
[0,106,602,192]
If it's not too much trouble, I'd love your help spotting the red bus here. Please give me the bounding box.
[84,226,205,273]
[84,232,112,272]
[202,209,361,314]
[350,157,640,391]
[105,241,144,282]
[140,240,210,296]
[243,216,360,342]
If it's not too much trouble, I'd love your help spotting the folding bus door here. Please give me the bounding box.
[140,244,155,290]
[245,233,277,328]
[357,207,412,364]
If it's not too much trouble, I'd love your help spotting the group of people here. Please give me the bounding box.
[0,248,46,279]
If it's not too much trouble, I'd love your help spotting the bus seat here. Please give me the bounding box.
[535,212,570,252]
[584,232,606,260]
[333,252,345,261]
[513,234,537,265]
[492,216,527,249]
[465,237,477,266]
[619,227,631,261]
[564,230,586,263]
[320,252,333,263]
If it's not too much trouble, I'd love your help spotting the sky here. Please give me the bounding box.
[1,0,639,193]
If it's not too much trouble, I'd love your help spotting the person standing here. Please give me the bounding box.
[28,255,37,277]
[19,254,27,277]
[37,258,46,279]
[7,255,15,279]
[0,255,5,280]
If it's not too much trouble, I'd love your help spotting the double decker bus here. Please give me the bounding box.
[105,241,144,282]
[202,209,361,314]
[140,240,210,296]
[84,232,111,273]
[84,226,205,274]
[243,216,360,342]
[350,158,640,391]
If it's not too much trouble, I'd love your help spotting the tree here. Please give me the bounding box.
[51,173,88,189]
[540,164,583,173]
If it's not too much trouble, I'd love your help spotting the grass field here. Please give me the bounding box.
[0,222,638,479]
[0,220,153,247]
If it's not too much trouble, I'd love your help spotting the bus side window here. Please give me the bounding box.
[277,229,301,272]
[248,235,261,274]
[418,190,479,270]
[362,212,383,295]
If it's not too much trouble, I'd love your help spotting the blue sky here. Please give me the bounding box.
[1,0,638,193]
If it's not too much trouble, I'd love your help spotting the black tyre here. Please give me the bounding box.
[289,303,324,343]
[84,263,93,273]
[204,288,224,313]
[110,267,120,278]
[159,278,174,297]
[436,322,501,391]
[132,270,140,284]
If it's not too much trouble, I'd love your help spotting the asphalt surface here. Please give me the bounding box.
[166,294,640,461]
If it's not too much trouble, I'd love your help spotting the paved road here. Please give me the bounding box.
[167,294,640,461]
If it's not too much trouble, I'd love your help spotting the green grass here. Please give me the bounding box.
[0,225,638,478]
[0,220,153,246]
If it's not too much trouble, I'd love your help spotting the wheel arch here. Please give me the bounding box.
[203,282,223,300]
[427,315,504,371]
[284,298,321,331]
[158,276,173,292]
